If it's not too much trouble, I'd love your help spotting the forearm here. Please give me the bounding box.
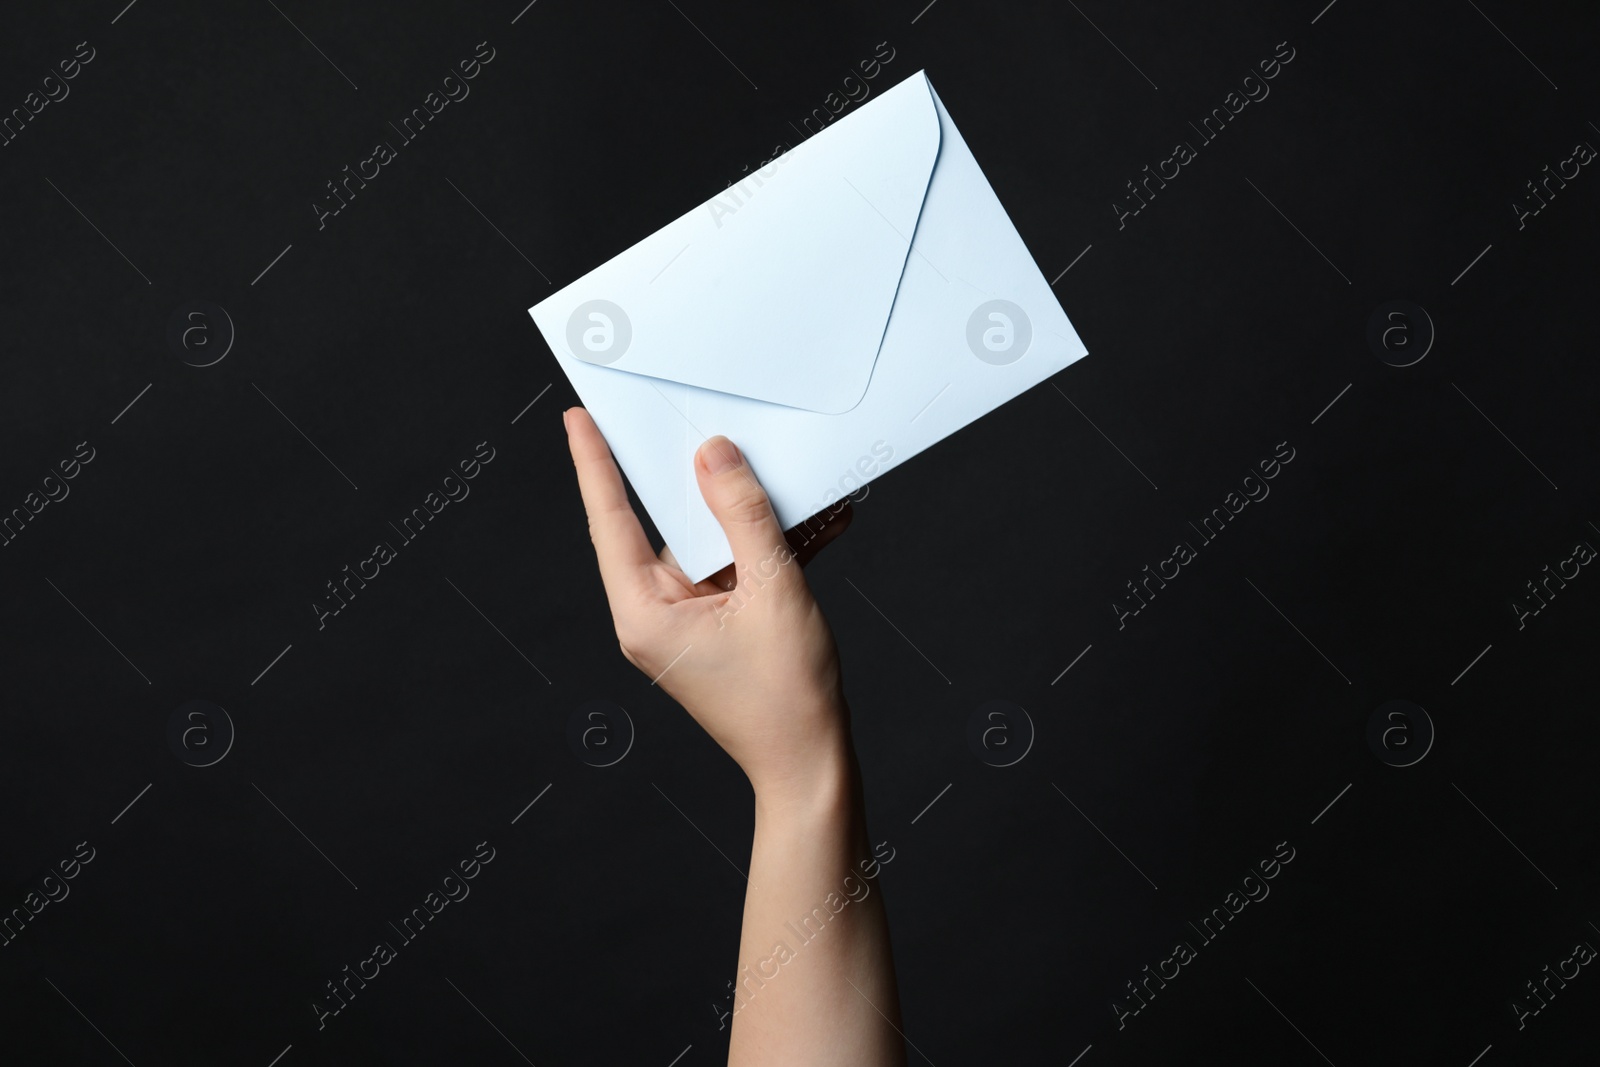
[728,728,905,1067]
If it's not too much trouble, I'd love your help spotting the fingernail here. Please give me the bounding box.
[703,436,742,474]
[561,408,570,431]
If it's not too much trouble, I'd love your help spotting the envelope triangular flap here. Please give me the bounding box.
[538,71,942,414]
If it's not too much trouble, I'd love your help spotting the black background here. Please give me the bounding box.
[2,1,1597,1064]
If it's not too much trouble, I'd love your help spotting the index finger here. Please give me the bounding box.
[563,407,657,598]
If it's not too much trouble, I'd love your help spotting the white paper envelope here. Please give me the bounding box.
[529,69,1088,582]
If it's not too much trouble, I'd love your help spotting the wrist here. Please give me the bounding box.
[750,718,857,827]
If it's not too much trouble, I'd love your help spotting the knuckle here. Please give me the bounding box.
[746,549,802,598]
[774,565,810,601]
[722,486,773,528]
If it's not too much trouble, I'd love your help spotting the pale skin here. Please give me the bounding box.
[563,406,906,1067]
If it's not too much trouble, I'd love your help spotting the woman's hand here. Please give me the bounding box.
[563,407,854,805]
[565,407,906,1066]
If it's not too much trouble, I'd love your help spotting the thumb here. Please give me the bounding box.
[694,436,796,586]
